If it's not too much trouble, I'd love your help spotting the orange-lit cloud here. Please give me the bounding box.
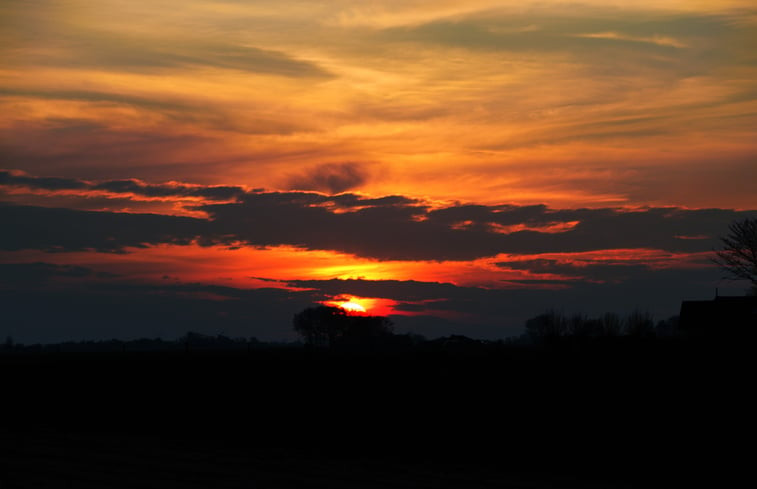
[0,240,714,295]
[1,1,755,208]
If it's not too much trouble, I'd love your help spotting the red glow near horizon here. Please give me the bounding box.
[321,296,403,317]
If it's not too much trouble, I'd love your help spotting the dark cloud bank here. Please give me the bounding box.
[0,170,246,201]
[1,180,755,259]
[2,172,755,342]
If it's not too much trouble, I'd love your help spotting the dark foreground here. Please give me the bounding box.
[0,341,746,488]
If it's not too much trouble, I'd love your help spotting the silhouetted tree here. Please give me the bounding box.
[599,312,622,337]
[625,310,655,338]
[345,315,393,341]
[525,310,566,343]
[293,306,394,348]
[655,316,679,337]
[336,315,394,350]
[713,217,757,292]
[526,310,668,341]
[567,313,604,338]
[293,305,348,347]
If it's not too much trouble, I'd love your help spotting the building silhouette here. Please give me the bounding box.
[679,294,757,337]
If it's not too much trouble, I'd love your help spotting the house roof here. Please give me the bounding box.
[679,295,757,333]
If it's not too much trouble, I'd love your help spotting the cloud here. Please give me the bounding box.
[203,194,757,260]
[3,183,757,261]
[285,278,473,303]
[75,39,331,78]
[2,12,332,79]
[0,262,116,286]
[3,3,755,212]
[3,171,756,259]
[0,170,246,202]
[0,202,207,253]
[0,88,188,112]
[374,9,757,84]
[499,259,664,282]
[286,162,371,194]
[91,179,245,201]
[379,10,740,55]
[0,170,88,191]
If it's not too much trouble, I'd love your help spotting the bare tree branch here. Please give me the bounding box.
[712,218,757,288]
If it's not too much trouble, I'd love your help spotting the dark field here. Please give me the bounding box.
[0,342,743,488]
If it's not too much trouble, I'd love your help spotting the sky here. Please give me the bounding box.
[1,0,756,342]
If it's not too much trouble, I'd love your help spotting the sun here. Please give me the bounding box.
[339,301,366,313]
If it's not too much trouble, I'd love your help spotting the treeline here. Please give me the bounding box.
[2,308,688,354]
[522,309,680,344]
[1,332,301,353]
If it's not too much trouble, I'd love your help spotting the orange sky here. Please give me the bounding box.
[1,1,756,340]
[2,1,756,207]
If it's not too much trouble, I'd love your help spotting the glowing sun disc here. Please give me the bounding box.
[340,301,366,313]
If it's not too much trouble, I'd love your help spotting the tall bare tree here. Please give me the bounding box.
[713,218,757,291]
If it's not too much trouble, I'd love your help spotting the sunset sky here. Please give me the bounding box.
[2,0,756,342]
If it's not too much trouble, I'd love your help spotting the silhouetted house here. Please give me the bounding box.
[679,295,757,337]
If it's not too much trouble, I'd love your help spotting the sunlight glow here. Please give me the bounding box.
[339,301,367,313]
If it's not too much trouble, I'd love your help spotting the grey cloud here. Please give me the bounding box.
[3,15,331,78]
[0,88,187,112]
[329,194,418,208]
[381,11,739,51]
[378,10,755,76]
[143,199,757,259]
[0,90,304,137]
[0,189,193,215]
[79,40,331,78]
[284,278,471,303]
[499,259,659,282]
[0,170,246,202]
[0,203,207,253]
[286,162,370,194]
[3,174,757,259]
[0,262,104,286]
[91,179,245,201]
[0,170,88,191]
